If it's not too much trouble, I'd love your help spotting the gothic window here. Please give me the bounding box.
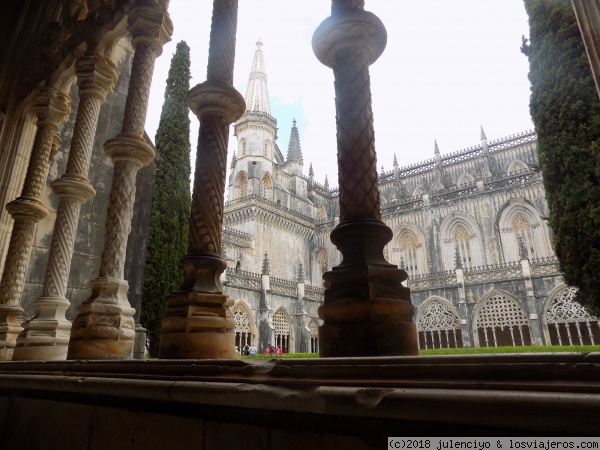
[508,160,527,175]
[319,251,328,274]
[399,232,419,276]
[260,173,272,199]
[417,300,462,349]
[234,172,248,200]
[239,139,247,157]
[545,287,599,346]
[317,205,326,221]
[233,302,253,348]
[475,293,531,347]
[457,174,474,187]
[512,213,535,259]
[273,308,291,353]
[454,225,473,268]
[308,319,319,353]
[263,140,271,158]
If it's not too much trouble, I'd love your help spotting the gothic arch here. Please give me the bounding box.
[308,318,319,353]
[416,297,462,349]
[234,171,249,200]
[263,139,271,159]
[457,173,475,187]
[439,212,485,269]
[507,159,528,175]
[232,301,257,348]
[497,198,553,262]
[413,185,426,197]
[312,246,329,283]
[239,138,247,156]
[259,172,273,199]
[273,307,293,353]
[472,289,532,347]
[543,284,599,346]
[392,223,428,276]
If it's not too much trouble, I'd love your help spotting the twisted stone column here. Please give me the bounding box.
[0,88,71,360]
[312,0,418,356]
[13,54,118,361]
[67,1,172,360]
[159,0,244,359]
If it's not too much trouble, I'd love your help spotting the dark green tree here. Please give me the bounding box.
[523,0,600,314]
[141,41,192,356]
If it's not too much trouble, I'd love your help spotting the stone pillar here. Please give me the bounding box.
[0,88,71,360]
[13,54,117,361]
[67,2,172,360]
[520,257,544,345]
[158,0,245,359]
[312,0,418,357]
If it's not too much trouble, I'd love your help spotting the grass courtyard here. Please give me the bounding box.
[239,345,600,359]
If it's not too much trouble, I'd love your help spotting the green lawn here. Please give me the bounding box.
[238,345,600,359]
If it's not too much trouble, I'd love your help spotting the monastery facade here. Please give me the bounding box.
[221,43,600,353]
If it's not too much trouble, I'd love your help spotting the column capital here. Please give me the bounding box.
[75,53,118,102]
[32,87,71,129]
[312,9,387,69]
[187,81,245,123]
[127,0,173,56]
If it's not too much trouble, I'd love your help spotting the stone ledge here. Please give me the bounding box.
[0,353,598,436]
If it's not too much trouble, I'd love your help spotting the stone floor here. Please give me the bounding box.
[0,353,598,449]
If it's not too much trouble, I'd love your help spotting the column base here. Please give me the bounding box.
[0,304,24,360]
[159,291,235,359]
[67,277,135,360]
[318,219,419,357]
[133,323,147,360]
[319,321,418,357]
[158,254,235,359]
[12,297,71,361]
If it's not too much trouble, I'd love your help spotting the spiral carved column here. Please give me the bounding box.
[67,1,172,360]
[158,0,244,359]
[0,88,71,360]
[312,0,418,357]
[13,54,118,361]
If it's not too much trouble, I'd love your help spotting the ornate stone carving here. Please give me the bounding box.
[0,87,71,360]
[14,55,118,361]
[311,1,417,357]
[158,0,243,360]
[67,2,171,360]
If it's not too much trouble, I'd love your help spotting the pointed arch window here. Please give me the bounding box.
[232,302,253,348]
[273,309,291,353]
[454,225,472,268]
[399,232,419,276]
[308,319,319,353]
[512,213,535,259]
[475,293,531,347]
[235,172,248,200]
[545,287,599,346]
[260,173,272,199]
[417,300,462,349]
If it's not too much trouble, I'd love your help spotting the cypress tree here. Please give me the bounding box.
[523,1,600,314]
[141,41,192,356]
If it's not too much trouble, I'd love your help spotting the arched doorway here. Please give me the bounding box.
[416,298,463,349]
[232,302,254,349]
[474,292,532,347]
[545,286,599,345]
[273,308,292,353]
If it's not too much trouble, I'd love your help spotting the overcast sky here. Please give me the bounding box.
[145,1,534,190]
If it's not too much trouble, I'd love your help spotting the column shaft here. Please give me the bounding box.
[67,2,172,360]
[13,54,117,361]
[0,88,71,360]
[312,0,418,357]
[158,0,244,359]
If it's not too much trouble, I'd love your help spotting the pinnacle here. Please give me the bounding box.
[481,125,487,140]
[287,119,303,164]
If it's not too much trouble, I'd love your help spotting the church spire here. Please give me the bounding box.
[287,119,303,164]
[245,39,271,113]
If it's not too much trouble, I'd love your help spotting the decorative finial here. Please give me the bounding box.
[230,151,237,169]
[381,165,385,174]
[324,175,329,190]
[393,153,398,167]
[434,140,440,154]
[480,125,487,140]
[399,255,405,270]
[256,39,263,49]
[293,118,296,127]
[262,252,270,275]
[309,162,314,177]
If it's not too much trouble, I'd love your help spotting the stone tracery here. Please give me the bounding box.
[545,286,599,345]
[475,292,531,347]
